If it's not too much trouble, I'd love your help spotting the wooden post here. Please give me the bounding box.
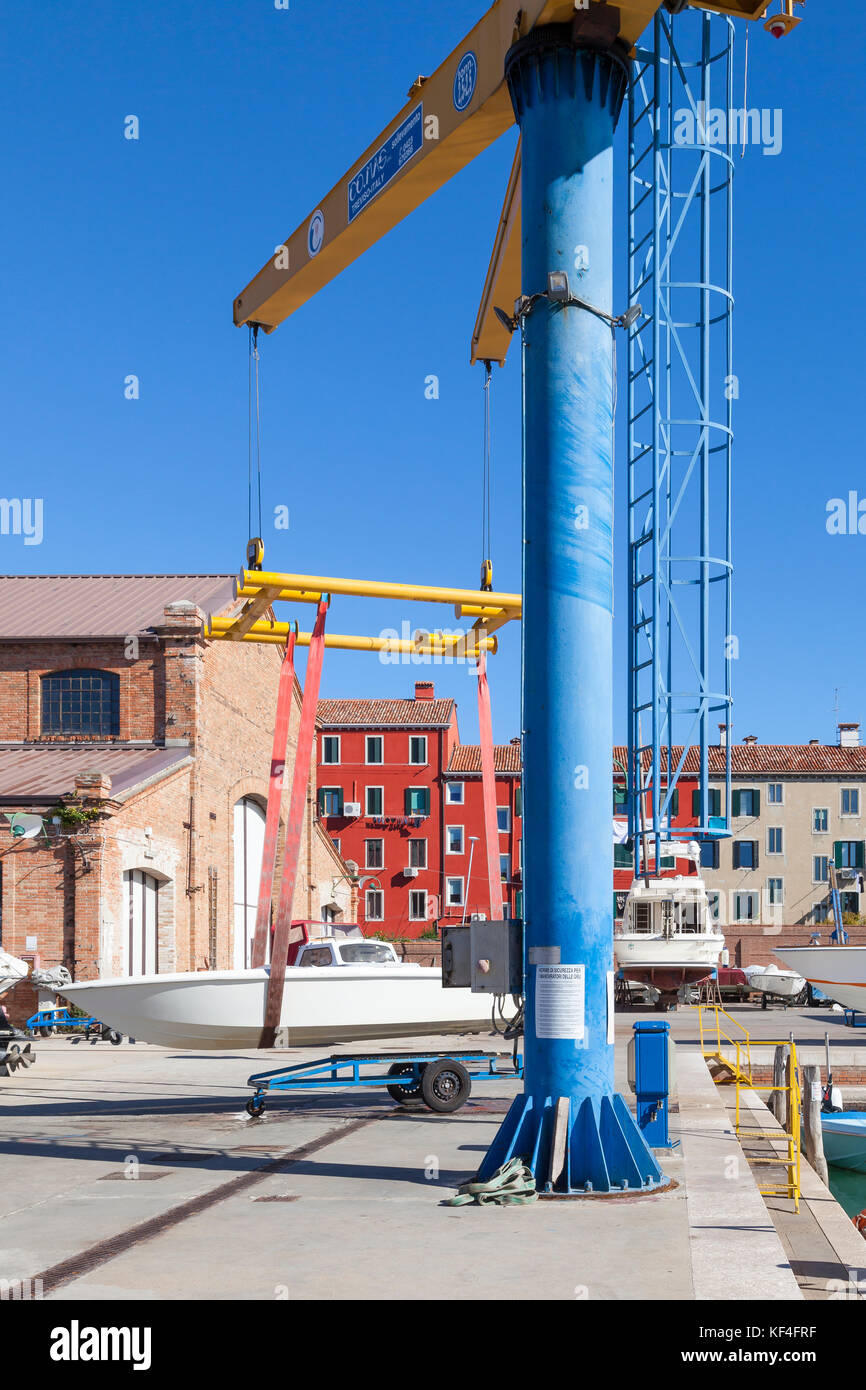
[769,1045,787,1124]
[802,1064,829,1187]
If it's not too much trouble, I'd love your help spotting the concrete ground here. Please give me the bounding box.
[0,1005,855,1302]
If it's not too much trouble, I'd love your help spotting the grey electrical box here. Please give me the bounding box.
[441,921,523,994]
[441,925,471,988]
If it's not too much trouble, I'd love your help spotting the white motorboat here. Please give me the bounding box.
[55,924,515,1050]
[614,860,725,1007]
[0,949,30,999]
[742,962,806,1001]
[820,1112,866,1173]
[776,946,866,1014]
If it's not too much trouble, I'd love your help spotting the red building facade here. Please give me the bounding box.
[316,682,523,939]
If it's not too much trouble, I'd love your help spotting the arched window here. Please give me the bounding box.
[41,669,120,737]
[233,797,266,970]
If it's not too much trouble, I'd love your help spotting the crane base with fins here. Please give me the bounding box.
[476,1090,668,1195]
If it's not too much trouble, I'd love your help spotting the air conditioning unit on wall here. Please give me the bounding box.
[343,803,362,817]
[404,866,419,878]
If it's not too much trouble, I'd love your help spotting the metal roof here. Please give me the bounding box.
[0,575,235,640]
[0,747,190,802]
[317,698,456,728]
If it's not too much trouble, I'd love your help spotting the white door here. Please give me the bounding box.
[124,870,159,977]
[233,797,266,969]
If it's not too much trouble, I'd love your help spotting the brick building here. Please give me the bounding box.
[0,575,354,1023]
[316,681,523,938]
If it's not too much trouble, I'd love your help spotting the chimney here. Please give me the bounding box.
[414,681,435,701]
[743,735,758,746]
[718,723,727,748]
[809,738,820,746]
[838,722,861,748]
[74,770,112,800]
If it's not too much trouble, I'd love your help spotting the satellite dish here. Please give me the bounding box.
[6,813,45,841]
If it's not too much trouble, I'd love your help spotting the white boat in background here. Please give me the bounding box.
[56,924,514,1051]
[614,856,725,1009]
[742,962,806,1002]
[776,946,866,1015]
[821,1112,866,1173]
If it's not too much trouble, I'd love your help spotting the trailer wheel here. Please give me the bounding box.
[246,1097,266,1118]
[386,1062,425,1104]
[104,1029,122,1045]
[420,1058,471,1114]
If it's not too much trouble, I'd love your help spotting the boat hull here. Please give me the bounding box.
[821,1112,866,1173]
[744,969,805,999]
[57,967,511,1050]
[776,946,866,1014]
[614,935,723,992]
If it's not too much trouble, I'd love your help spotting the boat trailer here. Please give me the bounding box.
[25,1006,123,1043]
[245,1048,524,1118]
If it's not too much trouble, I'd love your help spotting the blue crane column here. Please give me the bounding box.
[478,25,666,1194]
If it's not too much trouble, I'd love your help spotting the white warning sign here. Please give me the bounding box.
[535,964,585,1041]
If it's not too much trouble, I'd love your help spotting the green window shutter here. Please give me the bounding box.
[515,890,523,919]
[692,789,700,818]
[753,788,760,815]
[670,788,679,817]
[834,841,842,869]
[731,789,741,818]
[317,788,326,816]
[420,788,429,816]
[515,785,523,817]
[858,841,865,870]
[404,788,412,815]
[710,788,721,816]
[752,840,759,869]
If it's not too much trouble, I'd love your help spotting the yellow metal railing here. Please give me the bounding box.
[697,1004,801,1212]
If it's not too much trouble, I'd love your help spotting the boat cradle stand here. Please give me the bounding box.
[245,1049,524,1118]
[843,1009,866,1029]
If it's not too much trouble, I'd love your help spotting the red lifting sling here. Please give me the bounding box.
[476,648,504,921]
[259,599,329,1047]
[250,628,297,971]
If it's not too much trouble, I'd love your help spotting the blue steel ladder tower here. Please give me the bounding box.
[627,10,735,868]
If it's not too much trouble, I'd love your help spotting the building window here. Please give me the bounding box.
[700,841,719,870]
[409,890,427,920]
[813,808,829,834]
[813,856,829,883]
[663,787,679,819]
[446,877,464,907]
[497,807,510,833]
[706,891,721,922]
[41,669,120,737]
[500,854,510,881]
[732,788,759,817]
[835,840,865,870]
[330,837,340,854]
[365,839,383,870]
[365,736,383,765]
[733,840,758,870]
[408,839,427,869]
[842,788,860,817]
[812,901,830,924]
[318,787,344,817]
[445,782,464,805]
[365,889,384,921]
[842,891,860,915]
[767,783,783,805]
[767,827,783,855]
[691,788,722,818]
[404,787,430,817]
[734,892,758,922]
[613,843,632,868]
[613,784,627,812]
[321,735,340,765]
[446,826,464,855]
[409,736,427,765]
[365,786,383,816]
[767,878,784,906]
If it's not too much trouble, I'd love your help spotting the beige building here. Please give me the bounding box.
[701,723,866,928]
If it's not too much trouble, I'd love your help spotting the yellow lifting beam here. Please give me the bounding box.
[235,568,522,615]
[206,615,498,659]
[233,0,772,340]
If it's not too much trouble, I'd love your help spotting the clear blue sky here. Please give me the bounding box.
[2,1,862,746]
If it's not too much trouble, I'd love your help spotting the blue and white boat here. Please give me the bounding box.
[821,1112,866,1173]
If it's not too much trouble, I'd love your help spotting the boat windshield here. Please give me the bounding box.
[338,942,398,965]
